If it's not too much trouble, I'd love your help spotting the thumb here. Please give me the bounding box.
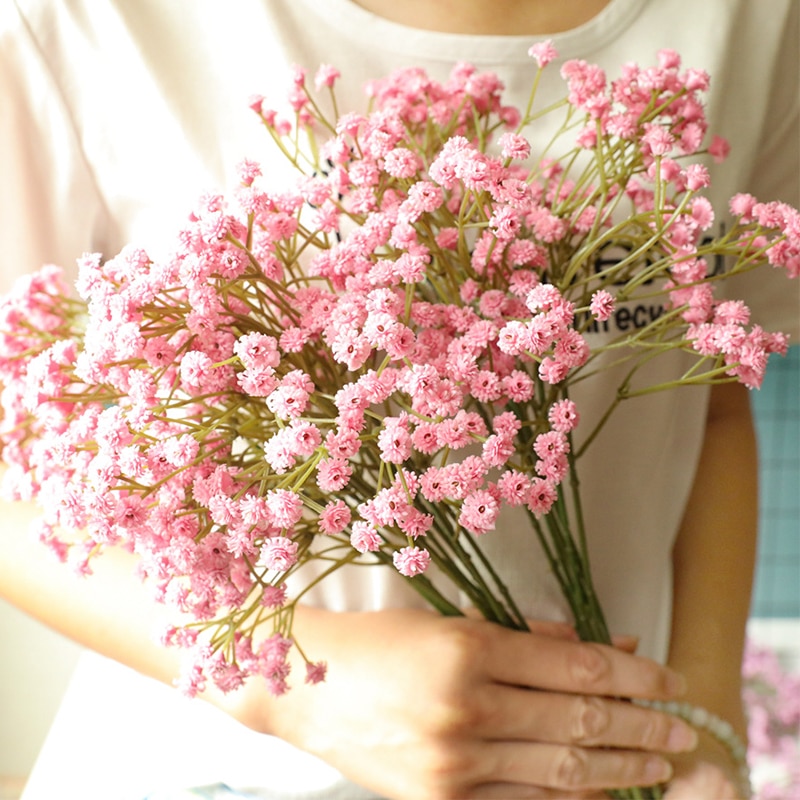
[525,619,639,653]
[525,618,580,640]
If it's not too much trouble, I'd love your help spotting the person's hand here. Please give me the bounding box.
[248,606,698,800]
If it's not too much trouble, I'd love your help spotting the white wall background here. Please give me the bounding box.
[0,599,81,777]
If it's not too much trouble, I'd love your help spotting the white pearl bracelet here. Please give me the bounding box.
[637,700,752,798]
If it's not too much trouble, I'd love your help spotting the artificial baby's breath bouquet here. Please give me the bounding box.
[0,42,797,799]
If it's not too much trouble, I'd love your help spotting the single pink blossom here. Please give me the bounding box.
[305,660,328,684]
[261,583,288,608]
[260,536,299,571]
[708,134,730,163]
[436,414,475,450]
[383,147,422,179]
[399,181,444,222]
[266,489,303,529]
[502,370,535,402]
[683,163,710,192]
[264,429,297,474]
[553,329,589,368]
[533,431,569,461]
[459,489,500,535]
[287,420,322,456]
[350,521,382,553]
[325,428,361,459]
[590,290,615,321]
[548,399,580,433]
[482,434,515,468]
[378,416,412,463]
[266,381,310,420]
[497,471,531,506]
[689,197,715,230]
[234,332,280,370]
[237,367,279,397]
[528,40,558,68]
[498,132,531,161]
[410,422,440,455]
[317,458,354,492]
[469,370,503,402]
[179,351,214,390]
[527,478,558,517]
[397,507,433,539]
[331,332,372,370]
[714,300,750,326]
[538,357,570,384]
[319,500,352,535]
[496,321,529,356]
[642,123,675,157]
[536,452,569,483]
[656,48,681,70]
[730,193,758,222]
[392,546,431,577]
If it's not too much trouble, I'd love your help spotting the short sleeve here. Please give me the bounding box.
[743,0,799,209]
[0,2,120,294]
[721,1,799,341]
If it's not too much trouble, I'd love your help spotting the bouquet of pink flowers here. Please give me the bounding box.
[0,42,797,799]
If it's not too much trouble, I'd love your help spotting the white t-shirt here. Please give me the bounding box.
[2,1,798,798]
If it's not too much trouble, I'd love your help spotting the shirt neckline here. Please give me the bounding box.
[290,0,650,64]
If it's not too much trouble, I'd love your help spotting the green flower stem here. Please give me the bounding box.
[458,533,530,631]
[370,548,465,617]
[423,508,523,627]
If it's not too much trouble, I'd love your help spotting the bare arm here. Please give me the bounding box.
[0,489,179,682]
[666,381,757,797]
[0,488,264,726]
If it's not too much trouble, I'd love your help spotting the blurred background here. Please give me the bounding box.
[749,346,800,628]
[0,347,798,798]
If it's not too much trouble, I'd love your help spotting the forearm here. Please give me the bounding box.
[0,488,180,682]
[0,485,288,737]
[668,382,757,735]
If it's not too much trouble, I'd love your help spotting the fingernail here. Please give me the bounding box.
[613,633,639,651]
[645,756,673,784]
[667,720,698,752]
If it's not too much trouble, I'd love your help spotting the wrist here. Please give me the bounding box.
[639,700,751,798]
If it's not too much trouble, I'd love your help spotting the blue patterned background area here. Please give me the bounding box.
[750,345,800,618]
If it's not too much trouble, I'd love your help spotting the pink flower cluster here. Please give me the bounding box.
[0,44,796,694]
[659,192,797,388]
[743,640,800,799]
